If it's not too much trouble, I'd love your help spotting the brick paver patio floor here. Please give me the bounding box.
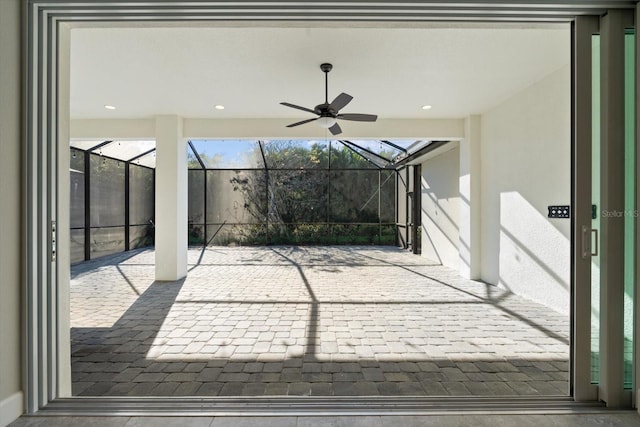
[70,246,569,397]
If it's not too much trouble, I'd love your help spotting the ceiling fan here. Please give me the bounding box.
[281,63,378,135]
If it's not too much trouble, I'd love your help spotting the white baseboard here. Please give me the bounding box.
[0,391,23,427]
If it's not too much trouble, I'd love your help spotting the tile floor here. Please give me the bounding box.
[9,413,640,427]
[70,246,570,397]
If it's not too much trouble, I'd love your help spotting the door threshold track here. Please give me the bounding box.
[37,395,610,416]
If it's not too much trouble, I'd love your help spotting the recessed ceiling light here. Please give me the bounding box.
[421,105,432,110]
[215,105,225,110]
[104,105,116,110]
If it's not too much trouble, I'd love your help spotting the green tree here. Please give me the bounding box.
[225,140,395,245]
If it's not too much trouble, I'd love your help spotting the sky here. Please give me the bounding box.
[70,138,421,169]
[188,139,418,168]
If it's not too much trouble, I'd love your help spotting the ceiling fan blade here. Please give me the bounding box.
[329,93,353,112]
[328,122,342,135]
[337,113,378,122]
[280,102,317,115]
[286,117,318,128]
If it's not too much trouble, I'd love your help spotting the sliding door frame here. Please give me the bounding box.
[23,0,637,414]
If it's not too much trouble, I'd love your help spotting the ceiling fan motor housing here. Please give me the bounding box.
[314,103,335,116]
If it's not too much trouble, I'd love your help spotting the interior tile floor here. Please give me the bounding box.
[9,413,640,427]
[70,246,570,397]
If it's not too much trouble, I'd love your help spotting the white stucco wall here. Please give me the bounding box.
[421,145,461,269]
[0,0,24,424]
[480,64,571,315]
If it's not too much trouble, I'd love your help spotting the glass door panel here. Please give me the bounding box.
[623,28,635,389]
[591,33,601,384]
[591,22,636,399]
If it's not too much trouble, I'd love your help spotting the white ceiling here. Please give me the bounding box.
[70,24,570,121]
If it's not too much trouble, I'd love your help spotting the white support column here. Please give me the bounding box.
[155,115,188,281]
[459,115,481,280]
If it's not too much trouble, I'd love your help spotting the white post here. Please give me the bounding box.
[459,115,481,280]
[155,115,188,281]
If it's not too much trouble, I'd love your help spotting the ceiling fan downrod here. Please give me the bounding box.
[320,63,333,104]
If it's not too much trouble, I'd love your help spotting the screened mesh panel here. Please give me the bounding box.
[188,224,206,245]
[349,140,397,160]
[89,155,125,227]
[379,224,397,244]
[268,223,331,245]
[70,143,156,263]
[70,229,85,264]
[329,142,377,169]
[90,227,125,259]
[188,170,205,225]
[380,170,396,223]
[330,170,380,223]
[184,139,399,247]
[378,140,409,159]
[341,141,390,168]
[99,140,155,161]
[206,223,267,246]
[330,224,394,245]
[384,140,418,150]
[72,138,399,256]
[263,140,329,169]
[206,170,266,224]
[269,170,329,224]
[135,152,156,169]
[129,165,154,226]
[191,140,263,168]
[129,225,154,249]
[187,144,203,169]
[70,148,85,228]
[396,168,409,245]
[265,223,396,245]
[70,140,105,151]
[405,140,434,154]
